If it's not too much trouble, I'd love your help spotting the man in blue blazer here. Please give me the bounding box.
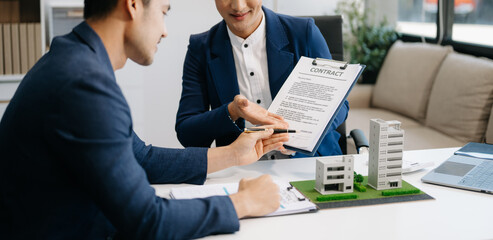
[0,0,284,239]
[176,0,349,158]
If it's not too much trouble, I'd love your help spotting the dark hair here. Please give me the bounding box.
[84,0,151,20]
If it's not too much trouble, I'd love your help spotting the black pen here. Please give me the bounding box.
[244,128,297,134]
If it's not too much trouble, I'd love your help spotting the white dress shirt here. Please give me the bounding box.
[227,12,271,128]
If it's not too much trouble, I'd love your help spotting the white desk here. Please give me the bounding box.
[152,148,493,240]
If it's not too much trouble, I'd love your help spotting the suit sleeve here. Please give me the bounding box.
[306,18,332,60]
[175,36,242,148]
[46,74,239,239]
[132,132,208,184]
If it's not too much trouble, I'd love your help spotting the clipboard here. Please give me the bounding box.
[268,57,366,156]
[170,180,318,217]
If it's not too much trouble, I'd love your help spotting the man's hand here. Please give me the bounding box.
[229,128,288,166]
[228,95,288,128]
[279,147,296,156]
[206,127,288,173]
[229,175,280,218]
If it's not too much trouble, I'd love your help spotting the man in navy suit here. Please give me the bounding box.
[176,0,349,158]
[0,0,286,239]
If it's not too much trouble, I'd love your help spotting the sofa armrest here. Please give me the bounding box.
[347,84,374,109]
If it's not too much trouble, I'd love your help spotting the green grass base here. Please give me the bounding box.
[291,177,422,204]
[317,194,358,201]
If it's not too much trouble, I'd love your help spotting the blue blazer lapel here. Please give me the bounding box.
[264,7,294,99]
[209,21,239,105]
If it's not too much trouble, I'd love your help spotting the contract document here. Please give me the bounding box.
[268,56,365,155]
[170,180,317,217]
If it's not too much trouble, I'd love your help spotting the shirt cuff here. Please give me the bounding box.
[225,104,243,133]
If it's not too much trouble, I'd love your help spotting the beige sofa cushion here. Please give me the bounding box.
[346,108,464,154]
[347,108,421,135]
[426,53,493,142]
[372,40,452,122]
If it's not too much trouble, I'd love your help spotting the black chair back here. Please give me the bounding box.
[310,15,344,61]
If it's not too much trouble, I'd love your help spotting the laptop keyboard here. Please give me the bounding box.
[459,161,493,190]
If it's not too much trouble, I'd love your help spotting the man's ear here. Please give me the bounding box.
[125,0,138,20]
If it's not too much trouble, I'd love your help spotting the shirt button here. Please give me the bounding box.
[250,72,254,76]
[244,44,248,48]
[257,99,261,104]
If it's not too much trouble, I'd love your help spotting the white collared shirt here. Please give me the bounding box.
[227,12,271,127]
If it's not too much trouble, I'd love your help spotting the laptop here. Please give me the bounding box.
[422,143,493,194]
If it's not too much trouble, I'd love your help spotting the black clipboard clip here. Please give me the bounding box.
[286,186,306,201]
[312,58,348,70]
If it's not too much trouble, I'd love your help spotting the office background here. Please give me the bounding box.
[1,0,492,148]
[42,0,354,149]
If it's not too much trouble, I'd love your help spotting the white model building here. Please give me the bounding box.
[315,155,354,195]
[368,119,404,190]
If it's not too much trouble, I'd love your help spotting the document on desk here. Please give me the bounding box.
[170,180,317,217]
[268,56,365,155]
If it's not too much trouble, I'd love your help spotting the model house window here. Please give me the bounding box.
[387,164,402,169]
[327,175,344,180]
[387,172,402,177]
[327,166,345,171]
[387,149,403,154]
[388,141,403,146]
[324,184,339,191]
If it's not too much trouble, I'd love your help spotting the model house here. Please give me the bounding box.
[315,155,354,195]
[368,119,404,190]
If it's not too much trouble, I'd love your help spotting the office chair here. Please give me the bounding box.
[309,15,369,154]
[310,15,344,62]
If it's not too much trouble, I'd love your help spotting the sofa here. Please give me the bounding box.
[346,40,493,154]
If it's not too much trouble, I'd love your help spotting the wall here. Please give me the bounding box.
[365,0,398,27]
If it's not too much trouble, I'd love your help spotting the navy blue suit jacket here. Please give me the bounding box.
[176,7,348,157]
[0,22,239,239]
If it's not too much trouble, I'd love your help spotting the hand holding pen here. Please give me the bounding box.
[243,127,297,156]
[244,128,297,134]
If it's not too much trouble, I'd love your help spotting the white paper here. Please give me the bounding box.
[364,156,434,173]
[268,56,362,152]
[170,181,316,217]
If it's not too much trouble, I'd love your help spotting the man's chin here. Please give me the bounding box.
[132,56,154,66]
[142,59,154,66]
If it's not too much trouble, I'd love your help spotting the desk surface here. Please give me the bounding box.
[152,148,493,240]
